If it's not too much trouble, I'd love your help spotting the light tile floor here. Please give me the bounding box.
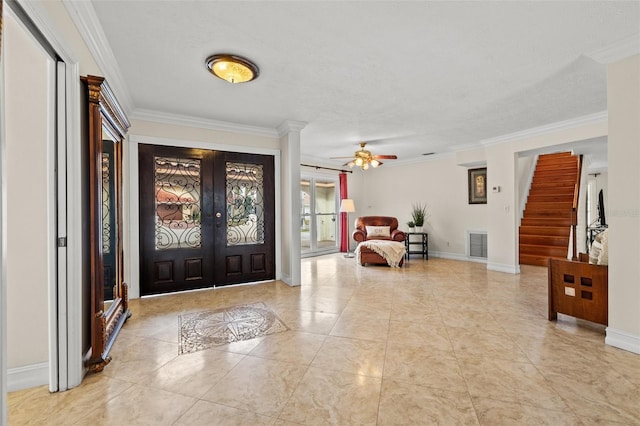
[8,255,640,425]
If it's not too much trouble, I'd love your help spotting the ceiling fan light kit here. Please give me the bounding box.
[335,142,396,171]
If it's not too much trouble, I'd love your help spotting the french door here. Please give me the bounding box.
[139,144,275,295]
[301,177,339,256]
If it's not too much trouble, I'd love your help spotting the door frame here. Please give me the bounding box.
[2,0,84,395]
[128,134,281,299]
[301,174,340,257]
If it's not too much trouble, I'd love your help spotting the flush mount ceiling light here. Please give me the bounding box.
[205,54,259,84]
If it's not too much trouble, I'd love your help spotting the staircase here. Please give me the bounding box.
[519,152,580,266]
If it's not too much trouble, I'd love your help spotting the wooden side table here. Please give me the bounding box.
[405,232,428,259]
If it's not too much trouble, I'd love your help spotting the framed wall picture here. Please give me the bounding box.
[468,167,487,204]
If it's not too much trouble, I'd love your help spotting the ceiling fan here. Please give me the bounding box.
[331,142,398,170]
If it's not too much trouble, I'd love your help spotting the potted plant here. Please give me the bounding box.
[411,203,429,232]
[407,221,415,232]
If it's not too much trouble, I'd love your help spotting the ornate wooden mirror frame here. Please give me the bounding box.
[82,75,131,372]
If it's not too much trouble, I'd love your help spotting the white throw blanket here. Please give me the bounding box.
[355,240,406,267]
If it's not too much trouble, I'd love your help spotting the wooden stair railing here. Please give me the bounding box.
[571,155,583,261]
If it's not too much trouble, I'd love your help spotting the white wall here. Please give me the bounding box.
[348,155,488,258]
[482,118,608,272]
[347,116,608,271]
[129,120,280,150]
[606,54,640,353]
[4,12,53,372]
[40,0,101,77]
[517,154,536,217]
[585,172,608,226]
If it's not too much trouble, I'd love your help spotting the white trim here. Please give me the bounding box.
[457,160,487,168]
[45,55,57,394]
[299,174,340,257]
[127,138,140,299]
[54,61,68,393]
[587,33,640,64]
[7,363,49,392]
[17,0,85,391]
[519,155,538,218]
[277,120,307,137]
[130,134,280,157]
[280,272,294,287]
[605,328,640,354]
[16,1,77,63]
[127,135,282,298]
[303,151,457,171]
[487,262,521,274]
[0,10,8,421]
[427,251,487,264]
[64,62,84,389]
[62,0,134,114]
[274,154,282,282]
[132,109,279,138]
[480,111,608,147]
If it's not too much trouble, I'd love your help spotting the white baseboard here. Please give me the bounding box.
[605,328,640,354]
[280,272,300,287]
[486,262,521,274]
[8,362,48,392]
[428,251,487,263]
[422,251,520,274]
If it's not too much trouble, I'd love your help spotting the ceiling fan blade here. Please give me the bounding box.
[330,156,357,159]
[372,155,398,160]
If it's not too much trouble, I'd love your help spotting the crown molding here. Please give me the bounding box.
[15,0,77,63]
[131,108,280,138]
[62,0,135,115]
[387,151,455,168]
[480,111,608,147]
[587,33,640,64]
[277,120,308,137]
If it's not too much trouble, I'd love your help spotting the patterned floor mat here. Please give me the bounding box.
[178,302,288,354]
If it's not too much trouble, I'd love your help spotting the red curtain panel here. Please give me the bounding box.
[339,173,348,252]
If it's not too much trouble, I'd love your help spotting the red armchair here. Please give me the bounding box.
[353,216,405,266]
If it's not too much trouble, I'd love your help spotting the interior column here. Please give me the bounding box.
[278,120,306,286]
[606,54,640,354]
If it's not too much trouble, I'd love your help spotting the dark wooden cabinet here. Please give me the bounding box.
[82,75,131,372]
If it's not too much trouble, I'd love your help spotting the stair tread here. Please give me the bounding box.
[520,151,578,266]
[519,254,568,266]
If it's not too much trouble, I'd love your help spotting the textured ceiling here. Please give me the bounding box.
[89,1,639,166]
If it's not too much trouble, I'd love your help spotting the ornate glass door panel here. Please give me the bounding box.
[140,145,275,294]
[154,156,202,250]
[102,140,116,307]
[214,152,275,286]
[139,145,214,295]
[226,162,264,246]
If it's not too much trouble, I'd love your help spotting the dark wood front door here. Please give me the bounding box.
[139,144,275,295]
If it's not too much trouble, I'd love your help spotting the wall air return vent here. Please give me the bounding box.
[467,230,488,259]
